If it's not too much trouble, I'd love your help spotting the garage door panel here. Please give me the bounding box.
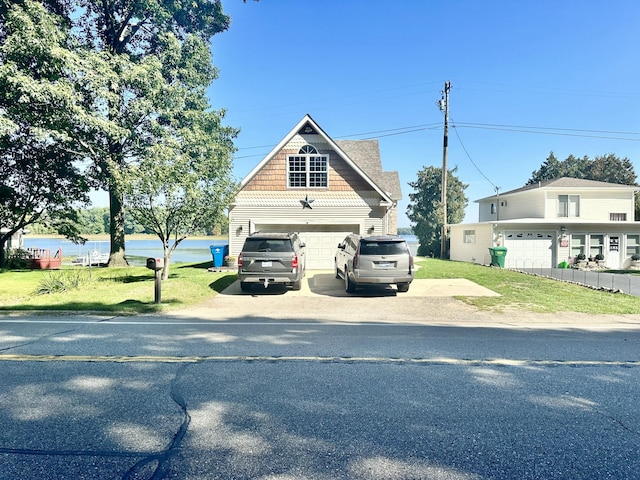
[300,231,354,270]
[504,232,554,268]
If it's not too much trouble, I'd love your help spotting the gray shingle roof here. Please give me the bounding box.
[477,177,638,201]
[335,139,402,201]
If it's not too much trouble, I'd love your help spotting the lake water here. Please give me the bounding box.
[23,235,419,267]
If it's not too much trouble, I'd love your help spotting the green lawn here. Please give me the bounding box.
[415,258,640,314]
[0,262,236,314]
[1,259,639,315]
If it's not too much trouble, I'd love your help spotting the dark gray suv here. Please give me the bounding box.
[238,232,306,291]
[335,234,414,293]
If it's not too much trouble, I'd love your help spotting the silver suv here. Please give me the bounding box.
[238,232,306,291]
[335,234,414,293]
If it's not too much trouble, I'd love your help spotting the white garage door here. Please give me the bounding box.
[254,223,358,270]
[503,231,554,269]
[298,230,356,270]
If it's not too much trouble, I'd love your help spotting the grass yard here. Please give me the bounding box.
[1,259,640,315]
[0,262,236,314]
[415,258,640,314]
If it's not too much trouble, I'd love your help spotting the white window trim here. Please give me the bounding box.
[558,194,580,218]
[287,153,329,188]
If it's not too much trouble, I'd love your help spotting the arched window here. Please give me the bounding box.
[299,145,318,154]
[288,145,328,188]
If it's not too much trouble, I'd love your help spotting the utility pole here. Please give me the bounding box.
[439,81,451,259]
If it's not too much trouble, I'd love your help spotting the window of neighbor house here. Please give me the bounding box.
[288,145,328,188]
[490,203,496,215]
[558,195,580,217]
[589,234,604,258]
[463,230,476,244]
[571,234,585,257]
[627,234,640,257]
[610,212,627,221]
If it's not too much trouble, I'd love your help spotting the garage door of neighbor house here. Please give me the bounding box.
[503,231,554,269]
[299,229,358,270]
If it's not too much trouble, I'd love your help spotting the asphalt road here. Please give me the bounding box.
[1,280,640,480]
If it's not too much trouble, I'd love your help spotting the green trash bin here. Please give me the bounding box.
[488,246,507,268]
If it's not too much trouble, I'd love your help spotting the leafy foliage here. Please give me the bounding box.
[527,152,637,186]
[0,0,91,266]
[407,166,468,258]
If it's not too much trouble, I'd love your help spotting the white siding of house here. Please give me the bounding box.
[544,190,634,222]
[449,223,494,264]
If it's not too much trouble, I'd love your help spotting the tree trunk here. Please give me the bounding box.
[0,237,6,268]
[108,184,128,267]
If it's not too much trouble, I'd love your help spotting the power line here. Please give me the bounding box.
[451,119,497,190]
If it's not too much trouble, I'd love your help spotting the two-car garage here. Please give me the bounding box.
[252,224,359,270]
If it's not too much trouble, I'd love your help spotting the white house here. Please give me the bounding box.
[449,178,640,269]
[227,114,402,269]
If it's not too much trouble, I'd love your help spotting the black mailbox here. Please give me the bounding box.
[146,257,164,270]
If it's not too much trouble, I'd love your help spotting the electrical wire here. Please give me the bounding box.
[450,118,497,191]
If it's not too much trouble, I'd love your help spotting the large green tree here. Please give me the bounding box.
[112,29,238,280]
[407,166,468,258]
[0,0,90,266]
[28,0,233,266]
[527,152,637,185]
[527,152,639,218]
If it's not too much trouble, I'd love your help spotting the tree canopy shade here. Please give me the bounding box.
[11,0,235,267]
[0,0,90,266]
[407,166,468,258]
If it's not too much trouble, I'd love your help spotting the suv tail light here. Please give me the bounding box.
[291,253,299,270]
[409,252,414,273]
[353,250,359,269]
[238,252,244,269]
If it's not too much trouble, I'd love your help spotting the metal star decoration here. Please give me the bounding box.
[300,195,314,209]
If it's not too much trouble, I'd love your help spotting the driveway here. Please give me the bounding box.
[221,271,500,298]
[173,272,640,329]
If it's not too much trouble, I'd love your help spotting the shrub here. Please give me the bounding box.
[632,254,640,261]
[35,270,89,295]
[576,253,586,261]
[4,248,32,269]
[595,254,604,261]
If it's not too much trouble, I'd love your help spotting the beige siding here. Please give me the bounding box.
[449,223,494,264]
[544,190,635,221]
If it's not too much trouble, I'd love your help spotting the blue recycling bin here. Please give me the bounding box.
[210,244,229,268]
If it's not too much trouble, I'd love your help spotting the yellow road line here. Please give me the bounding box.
[0,354,638,367]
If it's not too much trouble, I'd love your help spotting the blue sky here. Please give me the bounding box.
[202,0,640,227]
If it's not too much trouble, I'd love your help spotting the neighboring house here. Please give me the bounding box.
[228,114,402,269]
[449,178,640,269]
[1,228,25,250]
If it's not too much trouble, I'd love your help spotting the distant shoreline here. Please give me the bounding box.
[24,234,227,241]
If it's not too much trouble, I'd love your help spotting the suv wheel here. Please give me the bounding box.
[397,283,410,293]
[292,279,302,291]
[345,269,356,293]
[240,282,251,292]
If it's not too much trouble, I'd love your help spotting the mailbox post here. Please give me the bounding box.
[146,257,164,304]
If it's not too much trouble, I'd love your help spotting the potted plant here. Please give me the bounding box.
[595,253,605,267]
[631,254,640,268]
[225,255,238,269]
[575,253,587,268]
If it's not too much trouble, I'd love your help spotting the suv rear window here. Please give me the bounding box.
[242,238,291,253]
[359,241,408,255]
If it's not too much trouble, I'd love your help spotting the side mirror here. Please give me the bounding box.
[146,257,164,271]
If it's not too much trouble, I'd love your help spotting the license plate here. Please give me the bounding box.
[262,261,272,267]
[377,262,391,268]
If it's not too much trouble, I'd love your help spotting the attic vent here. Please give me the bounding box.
[298,123,318,135]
